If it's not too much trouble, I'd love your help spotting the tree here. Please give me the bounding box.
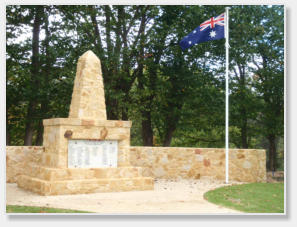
[23,6,44,145]
[228,5,264,149]
[252,6,284,171]
[6,6,36,145]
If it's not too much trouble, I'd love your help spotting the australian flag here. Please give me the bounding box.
[179,13,225,51]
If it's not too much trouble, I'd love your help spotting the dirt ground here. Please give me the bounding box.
[6,178,242,214]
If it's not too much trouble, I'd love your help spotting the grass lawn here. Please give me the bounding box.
[6,205,91,213]
[204,183,284,213]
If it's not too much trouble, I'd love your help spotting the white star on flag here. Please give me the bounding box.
[209,30,216,38]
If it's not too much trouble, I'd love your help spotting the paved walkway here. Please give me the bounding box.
[6,179,242,214]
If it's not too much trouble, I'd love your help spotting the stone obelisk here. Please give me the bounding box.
[69,50,107,120]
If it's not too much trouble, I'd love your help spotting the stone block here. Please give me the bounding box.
[16,175,153,195]
[130,146,266,182]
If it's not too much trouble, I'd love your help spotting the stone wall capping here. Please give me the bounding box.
[43,118,132,128]
[131,146,265,152]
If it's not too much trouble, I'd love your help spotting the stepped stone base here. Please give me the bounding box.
[23,164,147,180]
[17,175,154,195]
[16,164,154,195]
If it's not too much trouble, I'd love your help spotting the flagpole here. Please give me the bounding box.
[225,7,230,184]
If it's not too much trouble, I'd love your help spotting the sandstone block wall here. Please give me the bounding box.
[130,147,266,182]
[6,146,266,183]
[6,146,43,183]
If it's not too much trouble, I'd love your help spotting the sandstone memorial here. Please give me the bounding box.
[6,50,267,197]
[15,50,154,195]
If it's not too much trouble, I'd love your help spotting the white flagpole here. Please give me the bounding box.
[225,7,230,184]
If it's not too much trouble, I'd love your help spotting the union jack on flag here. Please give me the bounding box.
[179,12,225,51]
[200,13,225,31]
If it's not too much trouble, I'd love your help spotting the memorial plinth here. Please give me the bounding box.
[17,51,154,195]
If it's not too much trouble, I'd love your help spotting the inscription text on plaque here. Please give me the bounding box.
[68,140,118,168]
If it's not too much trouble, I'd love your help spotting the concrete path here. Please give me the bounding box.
[6,179,242,214]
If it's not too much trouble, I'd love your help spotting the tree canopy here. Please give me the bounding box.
[6,5,284,171]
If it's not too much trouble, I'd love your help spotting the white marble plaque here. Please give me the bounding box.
[68,140,118,168]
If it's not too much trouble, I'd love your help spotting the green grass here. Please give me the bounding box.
[6,205,91,213]
[204,183,284,213]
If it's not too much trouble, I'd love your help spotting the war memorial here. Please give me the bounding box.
[6,51,266,196]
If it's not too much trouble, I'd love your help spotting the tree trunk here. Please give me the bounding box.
[35,120,43,145]
[6,119,10,146]
[268,134,277,171]
[241,127,248,148]
[141,111,154,146]
[163,124,176,147]
[6,132,10,146]
[89,6,107,76]
[36,7,50,146]
[122,106,128,121]
[24,101,36,145]
[24,6,43,145]
[136,11,154,146]
[237,64,249,149]
[241,110,248,148]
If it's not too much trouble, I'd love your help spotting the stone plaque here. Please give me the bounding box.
[68,140,118,168]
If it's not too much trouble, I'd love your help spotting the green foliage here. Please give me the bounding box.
[6,205,91,213]
[204,183,284,213]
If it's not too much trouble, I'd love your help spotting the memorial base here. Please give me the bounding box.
[17,175,153,195]
[15,118,155,195]
[17,164,154,195]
